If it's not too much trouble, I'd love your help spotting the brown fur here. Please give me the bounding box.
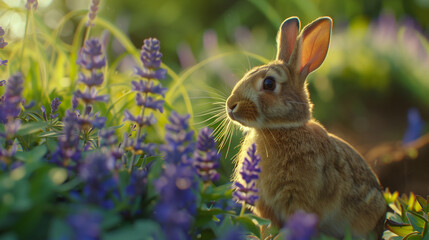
[226,17,386,238]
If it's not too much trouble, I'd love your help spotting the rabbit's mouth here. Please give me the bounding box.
[226,101,258,127]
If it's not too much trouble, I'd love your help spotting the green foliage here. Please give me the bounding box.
[384,190,429,240]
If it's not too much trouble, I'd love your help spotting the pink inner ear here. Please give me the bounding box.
[299,19,331,74]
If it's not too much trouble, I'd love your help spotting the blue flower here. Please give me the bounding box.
[284,211,318,240]
[25,0,38,10]
[50,97,61,119]
[133,38,167,80]
[76,39,106,71]
[79,152,118,209]
[135,94,164,113]
[74,88,109,104]
[67,210,102,240]
[0,73,24,123]
[232,143,261,206]
[0,27,8,49]
[155,112,199,240]
[160,112,195,165]
[123,110,156,127]
[78,72,104,87]
[403,108,424,145]
[86,0,101,27]
[194,127,221,183]
[131,80,168,97]
[126,168,148,198]
[50,111,81,168]
[0,59,7,66]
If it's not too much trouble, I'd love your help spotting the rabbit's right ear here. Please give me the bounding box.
[276,17,300,62]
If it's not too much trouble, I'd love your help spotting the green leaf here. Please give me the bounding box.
[233,216,260,238]
[416,195,429,213]
[407,212,428,233]
[16,122,48,136]
[14,145,47,162]
[246,214,272,226]
[202,183,233,201]
[403,232,423,240]
[386,219,415,237]
[422,222,429,239]
[103,220,163,240]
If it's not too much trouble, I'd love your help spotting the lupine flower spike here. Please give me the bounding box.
[233,143,261,215]
[123,38,167,171]
[155,112,198,240]
[25,0,38,10]
[74,38,108,132]
[0,27,8,66]
[194,127,221,183]
[87,0,101,27]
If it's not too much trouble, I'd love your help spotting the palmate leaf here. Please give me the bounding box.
[407,212,428,233]
[16,122,49,136]
[386,219,415,237]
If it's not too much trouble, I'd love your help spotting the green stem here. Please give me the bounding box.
[19,9,31,71]
[239,202,246,217]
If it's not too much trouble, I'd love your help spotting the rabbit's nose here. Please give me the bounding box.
[229,103,237,112]
[226,95,239,112]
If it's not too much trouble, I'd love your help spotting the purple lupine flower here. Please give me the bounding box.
[0,59,7,66]
[41,105,47,121]
[0,27,8,49]
[233,143,261,206]
[50,111,81,168]
[131,80,168,97]
[72,95,79,109]
[50,97,61,119]
[123,134,156,156]
[78,72,104,87]
[126,168,148,198]
[99,128,123,160]
[140,38,163,69]
[76,39,106,71]
[74,88,109,104]
[0,80,5,86]
[79,152,118,209]
[135,94,164,113]
[403,108,424,145]
[123,110,157,127]
[67,210,102,240]
[86,0,101,27]
[194,127,221,183]
[284,211,318,240]
[154,112,198,240]
[160,112,195,165]
[125,38,167,124]
[25,0,38,10]
[0,73,24,123]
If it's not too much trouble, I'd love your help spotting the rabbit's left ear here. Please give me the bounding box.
[276,17,300,62]
[294,17,332,79]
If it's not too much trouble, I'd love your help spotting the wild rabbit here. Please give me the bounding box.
[227,16,387,238]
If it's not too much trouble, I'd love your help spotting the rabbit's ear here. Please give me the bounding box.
[294,17,332,79]
[276,17,300,62]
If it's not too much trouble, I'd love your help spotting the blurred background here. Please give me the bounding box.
[2,0,429,194]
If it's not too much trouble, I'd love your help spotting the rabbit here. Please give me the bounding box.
[226,16,387,238]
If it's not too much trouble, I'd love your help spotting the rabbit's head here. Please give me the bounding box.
[226,17,332,129]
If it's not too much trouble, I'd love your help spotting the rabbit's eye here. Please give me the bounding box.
[263,77,276,91]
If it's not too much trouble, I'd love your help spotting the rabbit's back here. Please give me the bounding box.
[235,120,386,237]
